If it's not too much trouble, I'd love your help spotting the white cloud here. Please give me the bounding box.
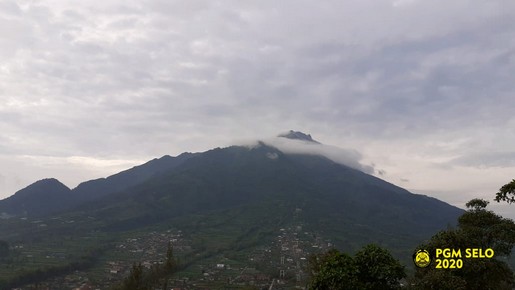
[243,136,375,174]
[0,0,515,219]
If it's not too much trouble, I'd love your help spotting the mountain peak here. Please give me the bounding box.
[278,130,320,144]
[0,178,72,217]
[22,178,70,192]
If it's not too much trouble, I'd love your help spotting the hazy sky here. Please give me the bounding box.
[1,0,515,218]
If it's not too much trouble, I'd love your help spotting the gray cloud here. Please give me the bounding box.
[0,0,515,219]
[450,152,515,168]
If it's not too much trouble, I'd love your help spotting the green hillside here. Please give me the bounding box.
[0,140,464,288]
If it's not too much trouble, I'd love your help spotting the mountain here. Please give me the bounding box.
[0,178,73,216]
[0,132,463,253]
[80,143,462,250]
[278,130,321,143]
[0,132,466,287]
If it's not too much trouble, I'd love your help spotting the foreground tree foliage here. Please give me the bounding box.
[0,240,8,258]
[309,249,360,289]
[308,244,406,290]
[495,179,515,204]
[112,243,177,290]
[119,263,148,290]
[411,198,515,290]
[354,244,407,290]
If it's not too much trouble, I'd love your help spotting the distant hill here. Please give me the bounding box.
[0,178,73,216]
[0,153,197,217]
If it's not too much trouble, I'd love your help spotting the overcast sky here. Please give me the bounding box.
[1,0,515,218]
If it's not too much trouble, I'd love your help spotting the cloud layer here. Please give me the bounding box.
[1,0,515,217]
[253,136,375,174]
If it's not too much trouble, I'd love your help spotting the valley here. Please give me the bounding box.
[0,205,336,289]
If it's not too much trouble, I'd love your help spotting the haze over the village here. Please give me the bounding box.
[1,0,515,218]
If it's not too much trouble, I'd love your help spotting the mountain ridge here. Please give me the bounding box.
[0,134,465,287]
[0,153,198,217]
[68,143,462,243]
[72,152,197,203]
[0,132,463,253]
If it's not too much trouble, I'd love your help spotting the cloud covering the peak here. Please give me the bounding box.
[245,135,375,174]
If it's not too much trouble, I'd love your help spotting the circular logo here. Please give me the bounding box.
[413,250,431,268]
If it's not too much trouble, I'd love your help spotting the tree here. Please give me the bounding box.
[411,198,515,290]
[410,269,466,290]
[464,198,489,211]
[308,245,406,290]
[495,179,515,204]
[112,243,179,290]
[354,244,406,290]
[459,199,515,256]
[165,241,176,272]
[308,249,360,290]
[0,240,8,258]
[119,263,150,290]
